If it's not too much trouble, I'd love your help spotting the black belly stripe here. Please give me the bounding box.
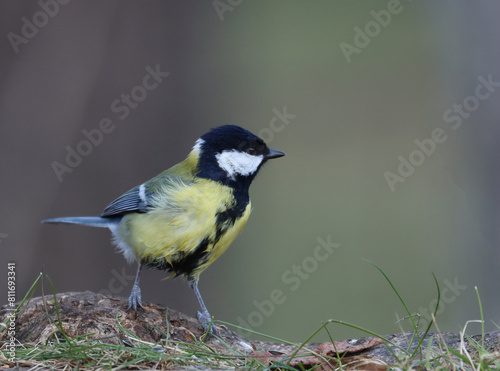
[142,194,249,278]
[141,237,211,277]
[141,257,172,271]
[168,237,211,276]
[214,197,248,241]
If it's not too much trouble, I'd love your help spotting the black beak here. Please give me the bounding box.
[265,148,286,159]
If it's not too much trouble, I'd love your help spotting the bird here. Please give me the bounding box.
[43,125,285,334]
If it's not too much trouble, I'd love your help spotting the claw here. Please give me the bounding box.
[127,283,143,312]
[197,309,218,336]
[189,280,218,335]
[127,264,143,313]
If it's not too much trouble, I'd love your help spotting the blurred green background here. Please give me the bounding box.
[1,1,500,342]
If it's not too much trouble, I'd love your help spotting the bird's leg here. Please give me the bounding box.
[189,279,218,335]
[127,264,143,312]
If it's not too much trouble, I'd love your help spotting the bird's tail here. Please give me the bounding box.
[42,216,116,228]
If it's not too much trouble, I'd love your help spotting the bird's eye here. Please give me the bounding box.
[246,147,256,155]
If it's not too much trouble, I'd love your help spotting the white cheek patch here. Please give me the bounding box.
[216,150,264,180]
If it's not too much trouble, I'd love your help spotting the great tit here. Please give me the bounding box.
[43,125,285,334]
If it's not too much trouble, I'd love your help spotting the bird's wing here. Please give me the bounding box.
[100,184,152,217]
[100,171,195,218]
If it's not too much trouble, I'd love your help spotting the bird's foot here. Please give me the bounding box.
[127,284,143,313]
[197,309,218,336]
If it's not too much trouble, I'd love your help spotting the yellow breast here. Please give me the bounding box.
[117,178,251,280]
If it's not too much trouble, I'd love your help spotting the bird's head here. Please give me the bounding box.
[192,125,285,188]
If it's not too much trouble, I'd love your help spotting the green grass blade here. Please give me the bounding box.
[43,275,74,345]
[409,272,441,359]
[474,286,485,349]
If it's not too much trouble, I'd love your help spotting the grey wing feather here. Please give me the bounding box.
[100,185,151,217]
